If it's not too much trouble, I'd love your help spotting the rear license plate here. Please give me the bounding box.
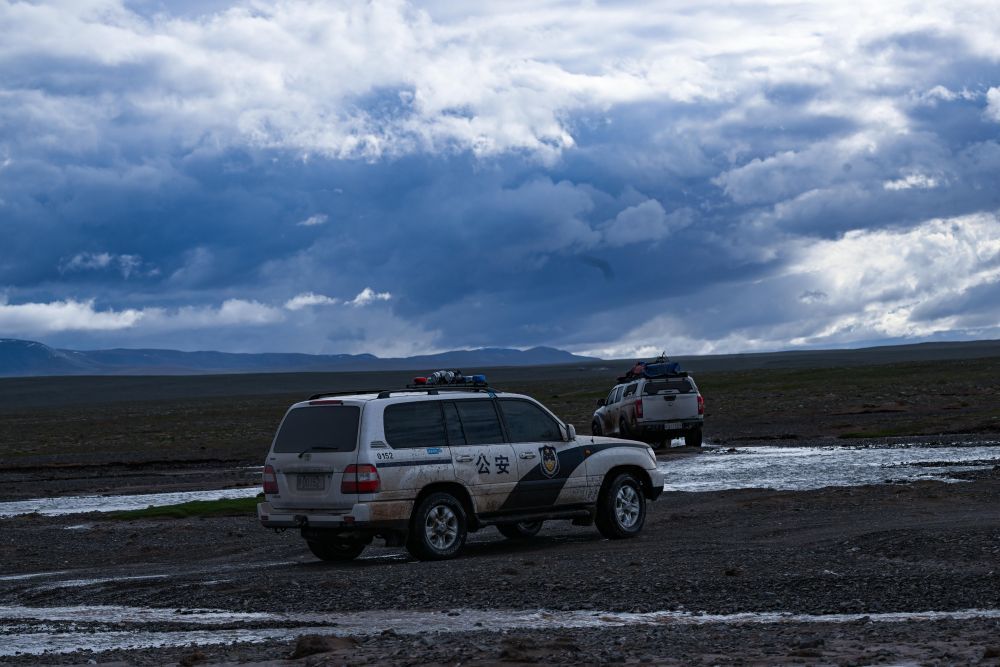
[296,474,326,491]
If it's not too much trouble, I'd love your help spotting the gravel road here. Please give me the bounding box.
[2,443,1000,665]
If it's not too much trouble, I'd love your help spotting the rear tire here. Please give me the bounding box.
[406,492,468,561]
[306,538,367,562]
[592,420,603,436]
[595,472,646,539]
[685,426,703,448]
[497,521,543,540]
[619,417,630,439]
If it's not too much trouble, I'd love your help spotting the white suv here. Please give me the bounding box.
[258,382,664,561]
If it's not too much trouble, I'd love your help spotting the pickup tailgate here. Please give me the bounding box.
[640,379,698,422]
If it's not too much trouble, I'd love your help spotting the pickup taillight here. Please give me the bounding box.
[262,465,279,494]
[697,394,705,415]
[634,398,643,418]
[341,464,380,494]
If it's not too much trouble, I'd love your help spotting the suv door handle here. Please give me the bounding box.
[455,455,473,462]
[519,452,537,459]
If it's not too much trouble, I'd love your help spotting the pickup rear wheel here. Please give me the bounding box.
[618,417,630,438]
[595,472,646,539]
[497,521,543,540]
[406,492,468,561]
[685,426,703,448]
[591,420,603,436]
[306,538,367,562]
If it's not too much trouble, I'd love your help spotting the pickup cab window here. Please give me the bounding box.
[643,379,695,395]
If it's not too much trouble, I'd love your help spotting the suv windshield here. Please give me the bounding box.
[272,406,360,453]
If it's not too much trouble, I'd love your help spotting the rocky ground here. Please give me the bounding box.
[2,452,1000,665]
[3,360,1000,665]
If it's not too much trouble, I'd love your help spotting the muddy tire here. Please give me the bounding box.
[497,521,543,540]
[592,420,603,436]
[685,426,703,448]
[595,472,646,540]
[406,492,468,561]
[306,538,367,562]
[619,417,630,439]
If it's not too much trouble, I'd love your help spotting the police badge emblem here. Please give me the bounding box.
[539,445,560,478]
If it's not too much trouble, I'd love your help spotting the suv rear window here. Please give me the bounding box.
[272,406,360,453]
[384,402,447,448]
[643,379,694,395]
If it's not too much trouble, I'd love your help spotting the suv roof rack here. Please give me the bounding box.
[615,372,689,383]
[308,389,386,400]
[376,384,500,399]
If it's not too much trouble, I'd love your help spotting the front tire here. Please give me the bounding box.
[595,472,646,539]
[306,538,367,562]
[406,492,468,561]
[592,420,603,436]
[497,521,543,540]
[685,426,703,448]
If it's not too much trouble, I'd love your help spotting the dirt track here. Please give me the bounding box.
[3,447,1000,665]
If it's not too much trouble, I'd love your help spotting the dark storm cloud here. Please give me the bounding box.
[2,1,1000,356]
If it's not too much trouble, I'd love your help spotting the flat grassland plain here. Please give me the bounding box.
[2,351,1000,665]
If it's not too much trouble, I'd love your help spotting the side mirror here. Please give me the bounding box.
[566,424,577,441]
[597,398,606,407]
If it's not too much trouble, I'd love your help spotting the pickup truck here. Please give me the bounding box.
[592,375,704,448]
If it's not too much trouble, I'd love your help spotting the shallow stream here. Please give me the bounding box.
[4,604,1000,656]
[1,442,997,518]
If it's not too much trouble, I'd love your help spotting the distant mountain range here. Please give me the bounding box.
[0,339,598,377]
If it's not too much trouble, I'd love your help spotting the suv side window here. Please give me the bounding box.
[623,383,637,398]
[454,400,505,445]
[384,402,447,448]
[612,386,624,404]
[499,399,562,442]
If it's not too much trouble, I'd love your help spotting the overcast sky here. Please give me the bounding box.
[1,0,999,357]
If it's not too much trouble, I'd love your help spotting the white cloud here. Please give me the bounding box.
[284,292,339,310]
[883,173,940,191]
[62,252,113,271]
[349,287,392,306]
[6,1,998,163]
[297,214,329,227]
[598,200,692,247]
[986,87,1000,122]
[577,211,1000,357]
[59,252,153,278]
[0,298,143,333]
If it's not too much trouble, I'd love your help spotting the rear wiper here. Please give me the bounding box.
[297,446,342,458]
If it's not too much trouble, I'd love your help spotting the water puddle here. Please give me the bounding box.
[660,444,1000,492]
[4,605,1000,656]
[0,487,260,519]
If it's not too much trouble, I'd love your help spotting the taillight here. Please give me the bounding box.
[342,464,380,494]
[263,465,279,494]
[697,394,705,415]
[634,398,643,418]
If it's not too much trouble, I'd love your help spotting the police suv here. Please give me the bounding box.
[258,378,664,561]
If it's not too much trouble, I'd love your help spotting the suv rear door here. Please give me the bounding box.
[265,401,362,511]
[640,378,699,423]
[448,399,518,514]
